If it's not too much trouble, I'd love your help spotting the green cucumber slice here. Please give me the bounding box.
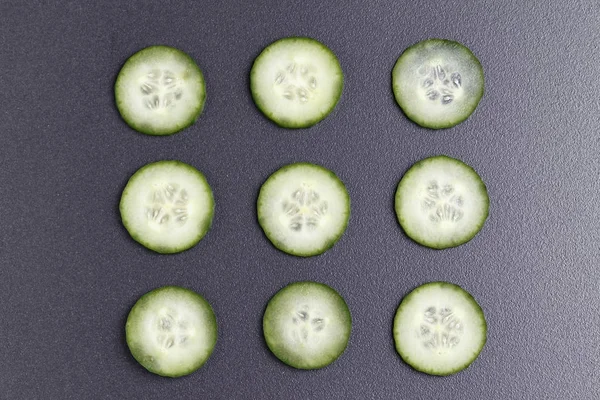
[395,155,488,249]
[393,282,487,376]
[257,162,350,257]
[115,45,206,136]
[263,281,351,370]
[392,39,484,129]
[250,37,343,128]
[120,160,214,254]
[126,286,217,377]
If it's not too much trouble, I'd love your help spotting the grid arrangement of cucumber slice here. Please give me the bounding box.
[250,37,344,128]
[126,286,218,377]
[395,155,489,249]
[115,45,206,135]
[392,39,484,129]
[120,160,214,254]
[113,40,493,377]
[257,162,350,257]
[263,281,351,369]
[393,282,487,376]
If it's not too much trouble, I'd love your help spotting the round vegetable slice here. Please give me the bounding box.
[126,286,217,377]
[120,160,214,254]
[263,281,351,369]
[250,37,344,128]
[395,155,488,249]
[115,45,206,135]
[393,282,487,376]
[392,39,484,129]
[257,162,350,257]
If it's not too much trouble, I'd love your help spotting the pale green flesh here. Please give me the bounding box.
[126,286,217,377]
[393,282,487,376]
[263,281,351,369]
[120,160,214,254]
[257,162,350,257]
[115,45,206,136]
[392,39,484,129]
[395,155,488,249]
[250,37,343,128]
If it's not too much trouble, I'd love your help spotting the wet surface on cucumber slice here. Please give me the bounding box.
[250,37,343,128]
[120,160,214,254]
[145,181,191,228]
[392,39,484,129]
[139,69,185,111]
[395,155,488,249]
[126,286,217,378]
[275,61,319,103]
[282,185,329,232]
[263,281,351,370]
[418,64,463,106]
[422,180,465,223]
[393,282,486,376]
[115,46,206,136]
[257,162,350,257]
[419,305,464,350]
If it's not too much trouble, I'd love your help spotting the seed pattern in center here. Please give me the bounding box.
[291,305,326,344]
[146,183,189,226]
[422,181,463,223]
[418,306,462,350]
[282,187,328,232]
[418,64,461,105]
[140,69,184,110]
[274,63,318,103]
[156,311,190,349]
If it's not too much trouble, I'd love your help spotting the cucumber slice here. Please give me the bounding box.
[393,282,487,376]
[392,39,484,129]
[263,281,351,370]
[115,45,206,136]
[395,155,488,249]
[126,286,217,377]
[120,160,214,254]
[250,37,343,128]
[257,162,350,257]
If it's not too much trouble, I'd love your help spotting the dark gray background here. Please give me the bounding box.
[1,0,598,399]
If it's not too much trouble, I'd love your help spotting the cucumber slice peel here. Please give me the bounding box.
[115,45,206,136]
[263,281,352,369]
[257,162,350,257]
[395,155,488,249]
[392,39,484,129]
[393,282,487,376]
[120,160,214,254]
[250,37,343,128]
[126,286,218,377]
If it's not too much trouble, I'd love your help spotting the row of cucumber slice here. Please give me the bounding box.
[120,156,488,255]
[126,281,486,377]
[115,37,483,135]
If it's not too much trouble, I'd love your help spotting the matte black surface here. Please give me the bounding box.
[1,1,598,399]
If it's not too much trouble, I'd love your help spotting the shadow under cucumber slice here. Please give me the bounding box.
[115,45,206,136]
[395,155,488,249]
[263,281,351,369]
[126,286,217,377]
[392,39,484,129]
[257,162,350,257]
[250,37,343,128]
[120,160,214,254]
[393,281,487,376]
